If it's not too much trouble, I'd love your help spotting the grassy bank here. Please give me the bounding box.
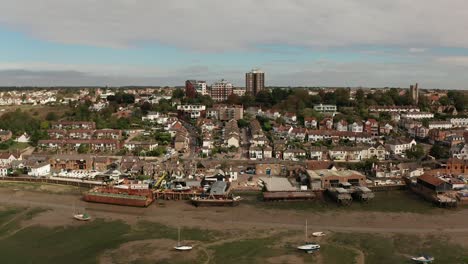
[0,181,86,195]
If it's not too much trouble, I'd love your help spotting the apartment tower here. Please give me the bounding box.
[246,68,265,95]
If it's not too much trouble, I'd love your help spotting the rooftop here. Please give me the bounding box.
[259,177,297,192]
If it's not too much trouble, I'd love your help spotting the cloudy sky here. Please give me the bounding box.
[1,0,468,88]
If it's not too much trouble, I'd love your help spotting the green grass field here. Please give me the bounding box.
[238,190,456,214]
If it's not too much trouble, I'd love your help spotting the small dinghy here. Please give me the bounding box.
[174,227,193,251]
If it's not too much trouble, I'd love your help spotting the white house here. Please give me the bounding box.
[386,139,417,154]
[28,163,51,177]
[283,149,307,161]
[142,112,168,124]
[450,118,468,128]
[0,153,21,166]
[428,121,453,130]
[348,122,363,133]
[249,146,264,160]
[313,104,337,113]
[401,112,434,119]
[0,166,8,176]
[15,133,30,143]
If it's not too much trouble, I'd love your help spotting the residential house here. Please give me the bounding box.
[379,123,394,135]
[409,126,429,139]
[249,146,264,160]
[309,146,327,161]
[428,121,453,130]
[450,118,468,128]
[348,122,363,133]
[319,118,333,130]
[0,153,21,166]
[386,138,417,154]
[362,144,387,160]
[308,130,374,144]
[15,133,30,143]
[369,105,420,113]
[304,117,318,129]
[334,120,348,132]
[289,127,308,141]
[0,130,12,142]
[363,119,379,136]
[313,104,337,113]
[28,163,51,177]
[177,104,206,119]
[283,149,307,161]
[283,112,297,124]
[142,111,168,124]
[51,121,96,130]
[328,146,364,161]
[401,112,434,119]
[273,140,287,159]
[224,119,240,148]
[49,154,94,171]
[124,141,159,152]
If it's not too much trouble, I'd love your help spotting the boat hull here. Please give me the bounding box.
[83,187,154,207]
[191,198,240,207]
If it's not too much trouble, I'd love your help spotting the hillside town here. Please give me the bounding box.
[0,70,467,209]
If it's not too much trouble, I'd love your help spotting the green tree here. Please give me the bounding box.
[405,145,425,160]
[429,144,450,159]
[172,88,185,99]
[45,112,58,121]
[77,144,90,154]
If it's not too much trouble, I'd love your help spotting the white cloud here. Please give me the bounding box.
[436,56,468,66]
[1,0,468,51]
[409,48,427,53]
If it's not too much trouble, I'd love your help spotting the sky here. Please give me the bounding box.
[1,0,468,89]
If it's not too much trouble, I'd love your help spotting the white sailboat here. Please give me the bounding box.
[297,220,320,253]
[73,202,91,221]
[174,226,193,251]
[411,255,434,263]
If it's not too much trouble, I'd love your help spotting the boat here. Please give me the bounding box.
[83,187,154,207]
[73,213,91,221]
[411,255,434,263]
[297,220,320,254]
[72,202,91,221]
[191,195,242,207]
[174,227,193,251]
[312,232,325,237]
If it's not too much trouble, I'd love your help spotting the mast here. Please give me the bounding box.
[305,220,308,242]
[177,226,181,247]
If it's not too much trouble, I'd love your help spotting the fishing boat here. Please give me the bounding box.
[411,255,434,263]
[297,220,320,254]
[174,227,192,251]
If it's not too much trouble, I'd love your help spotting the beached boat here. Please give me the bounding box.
[73,213,91,221]
[411,255,434,263]
[297,220,320,254]
[174,227,192,251]
[312,232,325,237]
